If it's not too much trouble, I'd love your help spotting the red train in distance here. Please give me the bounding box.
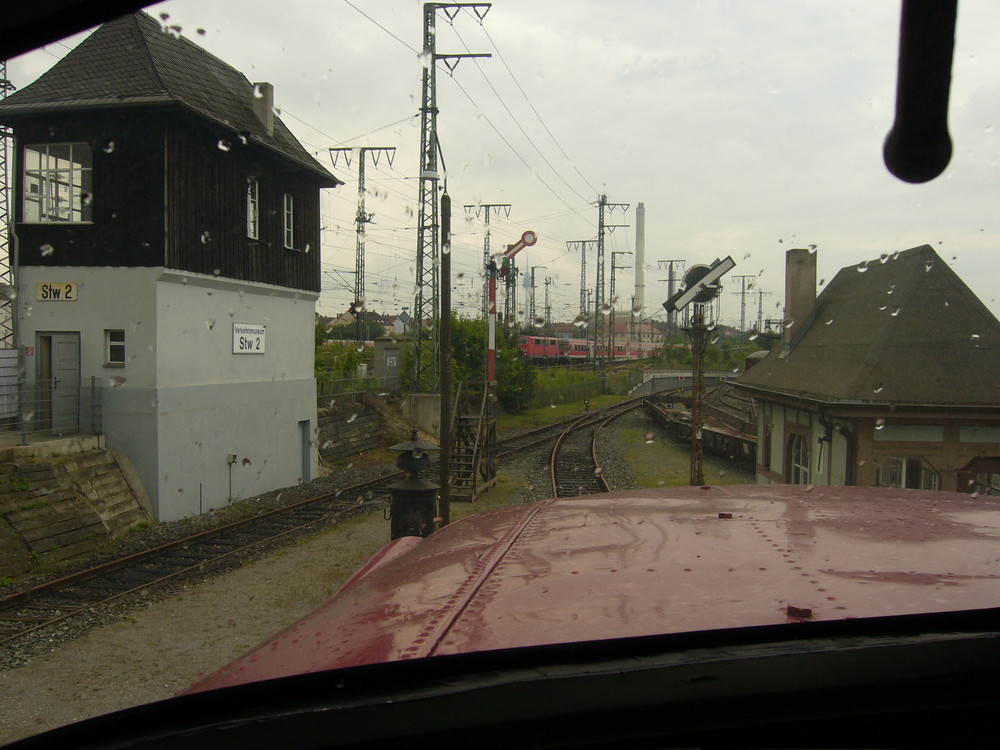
[518,335,660,363]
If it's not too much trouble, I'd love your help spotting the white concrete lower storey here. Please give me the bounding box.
[103,379,316,521]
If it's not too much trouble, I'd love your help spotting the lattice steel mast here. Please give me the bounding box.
[730,273,757,333]
[657,259,685,341]
[609,250,632,360]
[464,202,510,319]
[503,256,518,327]
[757,288,773,332]
[0,61,15,349]
[330,147,396,343]
[543,276,552,334]
[595,195,629,366]
[413,3,490,391]
[566,239,596,319]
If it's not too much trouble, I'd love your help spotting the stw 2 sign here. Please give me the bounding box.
[233,323,266,354]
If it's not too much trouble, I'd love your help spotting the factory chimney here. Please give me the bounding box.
[783,248,817,350]
[634,202,645,319]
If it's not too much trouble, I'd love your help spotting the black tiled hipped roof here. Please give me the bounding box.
[737,245,1000,407]
[0,11,339,185]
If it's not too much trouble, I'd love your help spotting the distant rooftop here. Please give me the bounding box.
[0,11,339,186]
[737,245,1000,407]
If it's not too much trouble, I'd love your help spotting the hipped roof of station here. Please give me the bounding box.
[737,245,1000,408]
[0,11,340,186]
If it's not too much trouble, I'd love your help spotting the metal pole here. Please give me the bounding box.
[487,261,497,381]
[439,192,452,527]
[414,4,491,390]
[0,61,15,350]
[688,305,708,486]
[414,3,440,391]
[356,151,366,342]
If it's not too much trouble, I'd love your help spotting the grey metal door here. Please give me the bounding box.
[38,332,80,435]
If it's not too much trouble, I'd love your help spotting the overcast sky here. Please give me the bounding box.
[11,0,1000,327]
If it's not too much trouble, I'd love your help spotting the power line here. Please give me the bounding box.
[342,0,418,53]
[452,25,593,205]
[446,75,590,221]
[479,24,599,197]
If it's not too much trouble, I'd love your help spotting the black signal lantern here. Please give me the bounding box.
[387,429,440,540]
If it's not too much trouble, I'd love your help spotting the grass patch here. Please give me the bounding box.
[616,425,756,489]
[6,477,32,492]
[498,394,627,432]
[448,471,529,522]
[617,428,690,488]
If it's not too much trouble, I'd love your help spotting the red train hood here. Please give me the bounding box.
[184,485,1000,693]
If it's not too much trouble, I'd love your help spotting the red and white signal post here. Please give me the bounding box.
[489,230,537,381]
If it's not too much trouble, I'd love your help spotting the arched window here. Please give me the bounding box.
[786,433,810,484]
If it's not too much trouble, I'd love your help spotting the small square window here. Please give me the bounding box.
[105,329,125,365]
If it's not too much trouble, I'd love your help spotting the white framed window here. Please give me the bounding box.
[786,432,810,484]
[247,177,259,239]
[873,456,939,491]
[974,472,1000,496]
[105,329,125,366]
[283,192,294,249]
[23,143,93,223]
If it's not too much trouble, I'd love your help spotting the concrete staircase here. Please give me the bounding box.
[0,450,149,577]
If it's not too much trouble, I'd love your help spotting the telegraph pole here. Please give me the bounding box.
[329,146,396,342]
[465,202,511,319]
[609,250,632,360]
[566,239,597,319]
[413,3,491,391]
[730,273,757,333]
[596,195,629,366]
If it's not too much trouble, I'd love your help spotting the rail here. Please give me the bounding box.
[0,393,677,648]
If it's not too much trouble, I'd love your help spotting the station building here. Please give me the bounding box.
[0,12,341,520]
[737,246,1000,495]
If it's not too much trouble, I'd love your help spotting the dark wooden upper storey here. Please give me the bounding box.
[0,11,341,293]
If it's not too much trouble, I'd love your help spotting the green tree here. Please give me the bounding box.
[315,341,363,380]
[398,314,535,412]
[315,319,386,343]
[495,326,536,412]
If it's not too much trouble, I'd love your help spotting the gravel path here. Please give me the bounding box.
[0,407,753,745]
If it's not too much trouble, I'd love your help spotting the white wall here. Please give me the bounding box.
[155,271,315,386]
[19,266,159,386]
[18,267,319,521]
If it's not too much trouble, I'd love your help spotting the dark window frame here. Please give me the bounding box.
[23,142,94,224]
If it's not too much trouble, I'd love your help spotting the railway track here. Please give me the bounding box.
[550,400,643,498]
[0,395,668,648]
[0,489,377,647]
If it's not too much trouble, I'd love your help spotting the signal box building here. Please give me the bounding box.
[0,12,341,520]
[736,246,1000,495]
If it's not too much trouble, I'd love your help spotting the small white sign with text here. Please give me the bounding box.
[233,323,266,354]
